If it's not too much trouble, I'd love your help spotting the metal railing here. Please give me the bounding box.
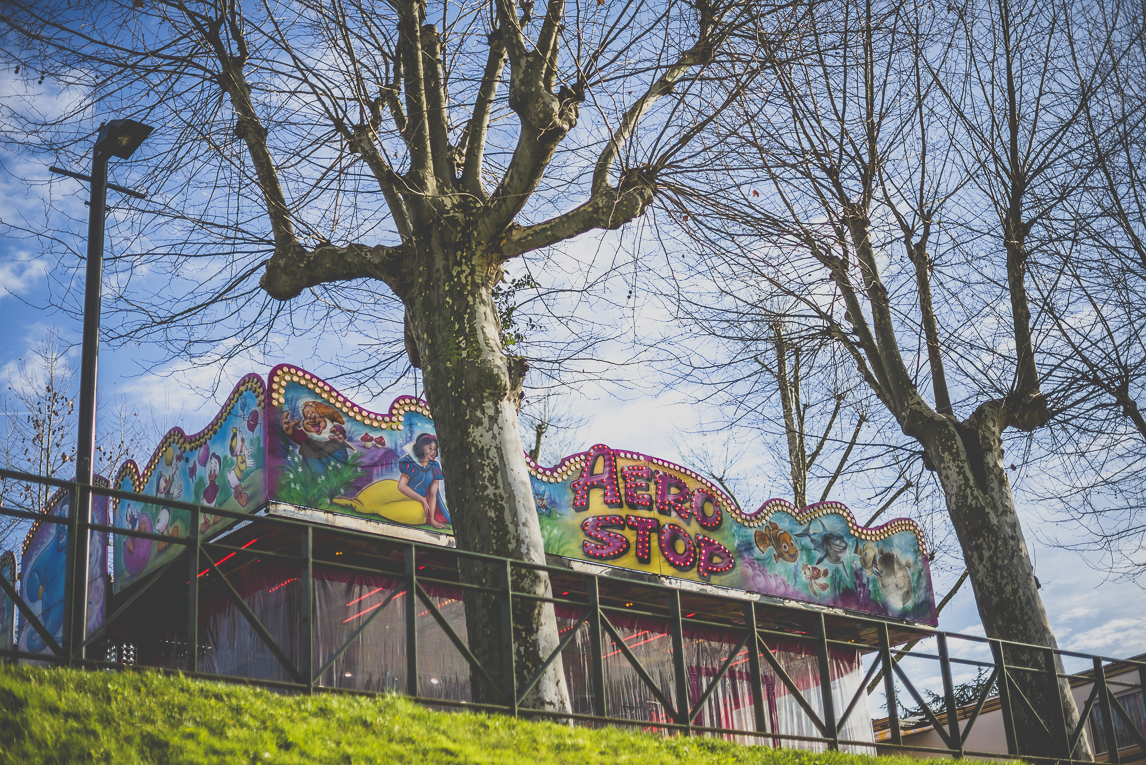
[1,465,1144,763]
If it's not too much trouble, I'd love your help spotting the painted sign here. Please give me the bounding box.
[534,445,936,623]
[1,550,15,652]
[107,366,934,623]
[18,487,109,654]
[266,365,450,531]
[111,374,266,592]
[261,368,935,624]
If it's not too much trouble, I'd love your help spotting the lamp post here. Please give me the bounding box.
[65,118,153,662]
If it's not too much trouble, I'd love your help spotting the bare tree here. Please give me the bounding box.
[519,391,587,467]
[1,331,76,532]
[1,330,140,550]
[1021,0,1146,579]
[0,0,779,710]
[665,0,1143,756]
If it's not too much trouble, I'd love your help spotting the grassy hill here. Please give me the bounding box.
[1,665,941,765]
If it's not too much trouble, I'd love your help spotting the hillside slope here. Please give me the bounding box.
[0,666,935,765]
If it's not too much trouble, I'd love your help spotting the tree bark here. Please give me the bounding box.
[772,323,808,508]
[405,236,569,712]
[910,403,1088,761]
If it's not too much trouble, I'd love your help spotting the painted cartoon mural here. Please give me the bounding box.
[267,365,450,531]
[111,374,266,593]
[18,487,109,654]
[103,365,933,623]
[262,368,934,624]
[1,551,15,652]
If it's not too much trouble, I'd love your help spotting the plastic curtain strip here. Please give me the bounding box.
[197,563,874,749]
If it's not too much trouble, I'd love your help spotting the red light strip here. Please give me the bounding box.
[268,577,298,593]
[342,591,404,623]
[196,538,258,578]
[346,587,384,607]
[603,632,666,658]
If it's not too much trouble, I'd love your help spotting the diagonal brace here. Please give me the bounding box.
[517,609,588,705]
[314,587,405,682]
[599,613,682,724]
[689,631,750,721]
[413,582,504,702]
[758,637,828,735]
[893,660,954,749]
[204,551,305,685]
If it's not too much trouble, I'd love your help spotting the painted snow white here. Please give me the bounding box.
[331,431,450,530]
[397,433,450,529]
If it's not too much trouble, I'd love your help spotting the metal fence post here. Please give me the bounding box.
[405,545,418,697]
[745,602,768,737]
[937,633,963,758]
[879,622,902,747]
[301,526,314,693]
[187,504,200,673]
[991,639,1018,755]
[669,590,691,733]
[63,482,87,665]
[814,613,839,750]
[587,576,607,719]
[1045,646,1071,759]
[499,560,518,716]
[1095,656,1120,764]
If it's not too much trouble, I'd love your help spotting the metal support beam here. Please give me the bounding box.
[405,546,419,697]
[991,640,1019,755]
[938,633,963,758]
[879,623,901,747]
[745,603,769,737]
[814,613,838,750]
[669,591,691,733]
[1095,657,1120,764]
[587,577,607,719]
[187,505,200,672]
[500,560,517,716]
[301,526,313,693]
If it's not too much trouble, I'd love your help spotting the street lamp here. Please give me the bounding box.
[64,118,153,662]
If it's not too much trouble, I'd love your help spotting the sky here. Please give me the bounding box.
[0,71,1143,688]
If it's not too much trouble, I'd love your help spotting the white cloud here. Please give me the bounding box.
[0,255,49,302]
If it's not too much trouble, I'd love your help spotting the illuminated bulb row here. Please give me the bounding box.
[571,446,622,509]
[529,454,585,483]
[270,368,433,431]
[621,449,735,511]
[0,552,14,586]
[580,515,629,559]
[659,523,696,570]
[143,377,264,479]
[732,496,929,552]
[21,489,69,554]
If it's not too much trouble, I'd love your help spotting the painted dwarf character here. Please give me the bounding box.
[281,400,349,471]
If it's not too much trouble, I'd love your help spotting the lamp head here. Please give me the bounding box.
[94,119,154,159]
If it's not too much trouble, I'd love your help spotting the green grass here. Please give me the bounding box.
[0,665,943,765]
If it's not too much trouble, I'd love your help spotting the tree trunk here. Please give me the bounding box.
[772,323,808,508]
[921,406,1089,761]
[406,237,570,715]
